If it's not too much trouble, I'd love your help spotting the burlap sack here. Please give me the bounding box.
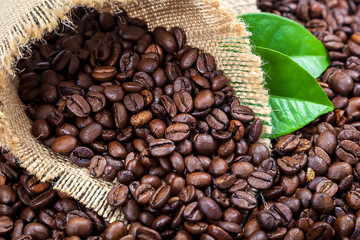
[0,0,271,222]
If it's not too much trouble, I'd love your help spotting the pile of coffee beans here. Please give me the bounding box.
[17,7,267,239]
[0,148,132,240]
[248,0,360,239]
[15,2,360,239]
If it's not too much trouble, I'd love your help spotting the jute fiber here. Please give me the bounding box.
[0,0,271,222]
[220,0,259,15]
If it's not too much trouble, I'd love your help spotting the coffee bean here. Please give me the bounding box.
[231,105,255,123]
[70,147,94,167]
[155,30,177,54]
[123,93,145,113]
[249,119,263,143]
[92,66,117,82]
[198,197,222,221]
[347,191,360,210]
[231,191,257,211]
[192,75,210,89]
[149,185,171,209]
[165,123,190,142]
[306,222,334,240]
[130,111,153,127]
[277,156,301,175]
[248,171,273,190]
[186,172,212,188]
[24,222,50,239]
[52,135,77,154]
[173,90,193,113]
[88,155,106,178]
[65,217,92,237]
[316,131,337,154]
[315,179,338,197]
[32,119,51,140]
[257,210,282,232]
[208,158,228,177]
[276,134,300,153]
[133,184,155,205]
[66,94,91,118]
[336,140,360,164]
[194,90,214,110]
[79,122,103,144]
[180,48,199,70]
[101,220,128,240]
[137,226,162,240]
[206,108,229,131]
[196,53,215,74]
[312,192,334,215]
[149,139,175,157]
[107,185,129,208]
[194,133,218,155]
[327,162,352,181]
[208,224,232,240]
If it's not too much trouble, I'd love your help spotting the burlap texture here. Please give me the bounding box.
[221,0,259,15]
[0,0,271,222]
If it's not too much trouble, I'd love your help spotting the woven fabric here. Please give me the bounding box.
[0,0,270,222]
[220,0,259,15]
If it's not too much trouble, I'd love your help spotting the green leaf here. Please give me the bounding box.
[240,13,330,78]
[255,46,334,138]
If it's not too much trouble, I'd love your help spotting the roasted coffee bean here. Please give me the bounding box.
[155,30,177,54]
[107,185,129,208]
[180,48,199,70]
[70,146,94,167]
[206,108,229,131]
[92,66,117,82]
[306,222,334,240]
[52,135,77,154]
[193,133,218,155]
[316,131,337,155]
[276,134,300,153]
[194,90,214,110]
[312,192,334,215]
[149,185,171,209]
[315,179,338,197]
[347,191,360,210]
[55,123,79,137]
[124,93,145,113]
[196,53,215,74]
[79,122,103,144]
[130,111,153,127]
[277,156,301,175]
[173,90,193,113]
[231,105,255,123]
[32,119,51,140]
[101,220,127,240]
[183,202,203,222]
[133,184,155,205]
[336,140,360,164]
[231,191,257,211]
[198,197,222,221]
[248,171,273,190]
[88,155,106,177]
[30,189,57,210]
[66,95,91,118]
[257,210,282,232]
[149,139,175,157]
[186,172,211,188]
[165,123,190,142]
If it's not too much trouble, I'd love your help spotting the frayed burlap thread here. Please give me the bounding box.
[0,0,271,222]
